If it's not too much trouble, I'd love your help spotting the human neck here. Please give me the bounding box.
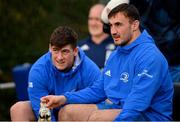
[133,29,141,41]
[128,29,141,45]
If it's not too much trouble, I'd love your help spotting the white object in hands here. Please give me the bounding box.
[38,102,51,122]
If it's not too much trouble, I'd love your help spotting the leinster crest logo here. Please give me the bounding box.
[120,72,129,83]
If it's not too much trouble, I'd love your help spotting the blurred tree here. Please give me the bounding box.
[0,0,98,82]
[0,0,99,120]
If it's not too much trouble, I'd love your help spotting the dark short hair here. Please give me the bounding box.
[108,3,140,23]
[50,26,78,49]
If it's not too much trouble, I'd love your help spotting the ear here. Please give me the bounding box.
[132,20,140,31]
[73,47,78,56]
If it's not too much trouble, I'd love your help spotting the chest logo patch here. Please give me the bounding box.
[120,72,129,83]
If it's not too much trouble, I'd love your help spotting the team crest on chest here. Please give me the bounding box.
[120,72,129,83]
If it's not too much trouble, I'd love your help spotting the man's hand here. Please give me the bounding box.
[40,95,67,109]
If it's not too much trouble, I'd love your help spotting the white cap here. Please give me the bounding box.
[101,0,130,24]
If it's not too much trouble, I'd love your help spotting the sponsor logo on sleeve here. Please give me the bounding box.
[138,69,153,78]
[28,81,33,88]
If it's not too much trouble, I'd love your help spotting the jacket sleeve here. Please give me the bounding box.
[115,52,169,121]
[28,67,56,121]
[64,73,106,104]
[64,56,106,103]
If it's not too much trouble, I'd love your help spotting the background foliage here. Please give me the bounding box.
[0,0,99,120]
[0,0,99,82]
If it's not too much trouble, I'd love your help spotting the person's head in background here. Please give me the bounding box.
[88,3,109,44]
[108,3,141,46]
[49,26,78,72]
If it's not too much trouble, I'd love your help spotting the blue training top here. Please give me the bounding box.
[28,48,101,121]
[64,30,174,121]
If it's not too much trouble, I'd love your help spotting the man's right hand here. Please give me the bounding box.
[40,95,67,109]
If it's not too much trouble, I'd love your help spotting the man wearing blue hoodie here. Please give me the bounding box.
[40,3,174,121]
[10,26,101,121]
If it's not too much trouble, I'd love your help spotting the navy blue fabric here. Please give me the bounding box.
[130,0,180,66]
[169,65,180,82]
[78,36,115,69]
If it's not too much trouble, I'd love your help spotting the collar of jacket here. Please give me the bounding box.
[117,30,154,53]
